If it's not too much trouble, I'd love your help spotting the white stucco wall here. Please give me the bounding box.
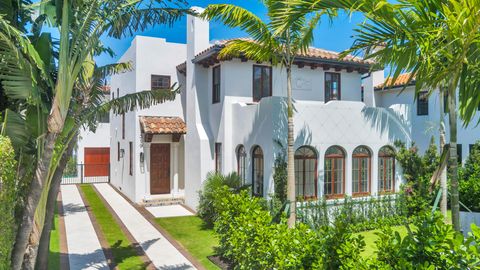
[77,122,110,164]
[376,86,480,162]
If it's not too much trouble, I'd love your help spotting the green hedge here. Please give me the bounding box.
[0,136,18,269]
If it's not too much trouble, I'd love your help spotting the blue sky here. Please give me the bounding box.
[96,0,365,66]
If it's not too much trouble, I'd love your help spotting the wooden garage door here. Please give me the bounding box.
[84,147,110,177]
[150,144,171,194]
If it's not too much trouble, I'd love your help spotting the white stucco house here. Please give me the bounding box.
[108,10,479,209]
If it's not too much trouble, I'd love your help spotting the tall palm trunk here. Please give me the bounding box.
[439,88,448,221]
[11,132,57,270]
[36,135,77,270]
[286,63,296,227]
[447,81,460,231]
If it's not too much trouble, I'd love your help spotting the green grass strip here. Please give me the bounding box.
[80,185,145,270]
[155,216,219,270]
[48,202,60,270]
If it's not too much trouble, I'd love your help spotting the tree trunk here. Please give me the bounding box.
[35,136,77,270]
[448,85,460,231]
[11,132,57,270]
[286,64,296,227]
[439,88,448,222]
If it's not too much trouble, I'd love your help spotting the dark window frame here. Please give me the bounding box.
[457,144,463,164]
[352,146,371,196]
[237,145,247,184]
[325,72,341,102]
[252,146,264,197]
[294,146,318,199]
[215,143,222,173]
[378,146,395,193]
[122,113,125,139]
[129,141,133,176]
[324,146,345,199]
[151,75,171,89]
[117,142,120,161]
[252,65,272,102]
[212,65,221,104]
[417,91,429,116]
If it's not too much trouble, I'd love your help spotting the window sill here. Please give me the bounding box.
[325,194,345,200]
[352,192,371,198]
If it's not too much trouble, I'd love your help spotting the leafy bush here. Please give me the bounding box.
[0,136,18,269]
[375,213,480,269]
[459,141,480,212]
[197,172,242,227]
[214,189,370,269]
[297,195,408,232]
[395,138,439,215]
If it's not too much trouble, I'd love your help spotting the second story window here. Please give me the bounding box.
[325,72,341,102]
[212,66,221,104]
[151,75,171,89]
[417,91,429,116]
[253,65,272,102]
[215,143,222,173]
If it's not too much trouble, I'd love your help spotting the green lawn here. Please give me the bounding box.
[80,185,145,270]
[155,216,219,270]
[357,226,408,258]
[48,203,60,270]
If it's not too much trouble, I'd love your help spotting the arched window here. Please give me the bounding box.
[324,146,345,198]
[237,145,246,184]
[252,146,264,197]
[295,146,318,199]
[379,146,395,193]
[352,146,371,196]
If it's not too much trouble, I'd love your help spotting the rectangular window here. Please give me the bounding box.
[325,72,341,102]
[151,75,171,89]
[361,86,364,102]
[252,65,272,102]
[470,144,475,154]
[417,91,429,115]
[129,142,133,175]
[122,113,125,139]
[215,143,222,173]
[99,112,109,123]
[212,65,221,104]
[117,142,120,161]
[457,144,462,164]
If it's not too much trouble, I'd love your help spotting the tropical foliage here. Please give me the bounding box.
[459,141,480,212]
[202,1,334,226]
[0,0,189,268]
[197,172,243,228]
[0,136,18,269]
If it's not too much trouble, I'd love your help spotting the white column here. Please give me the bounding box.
[172,142,179,195]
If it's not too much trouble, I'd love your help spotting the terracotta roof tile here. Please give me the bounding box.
[194,38,373,65]
[375,73,415,90]
[139,116,186,134]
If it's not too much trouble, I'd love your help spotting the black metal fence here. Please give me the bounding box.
[61,163,110,185]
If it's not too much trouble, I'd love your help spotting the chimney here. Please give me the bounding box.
[187,7,210,62]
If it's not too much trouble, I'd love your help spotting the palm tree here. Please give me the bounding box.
[286,0,480,230]
[201,2,330,227]
[0,0,189,268]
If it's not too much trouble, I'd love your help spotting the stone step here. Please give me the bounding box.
[141,197,185,207]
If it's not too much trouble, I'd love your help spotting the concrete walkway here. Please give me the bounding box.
[61,185,109,270]
[94,183,195,270]
[146,205,194,218]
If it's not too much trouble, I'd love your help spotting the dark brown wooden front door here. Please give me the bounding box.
[150,144,170,194]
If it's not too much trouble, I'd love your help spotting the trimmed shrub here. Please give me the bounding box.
[297,195,408,232]
[459,141,480,212]
[0,136,18,269]
[375,213,480,269]
[197,172,242,227]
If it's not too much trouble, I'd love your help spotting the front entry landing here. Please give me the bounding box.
[150,143,171,194]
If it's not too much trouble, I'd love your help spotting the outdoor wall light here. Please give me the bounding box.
[140,152,145,163]
[120,149,125,158]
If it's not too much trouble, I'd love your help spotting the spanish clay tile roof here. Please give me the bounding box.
[139,116,186,134]
[375,72,416,90]
[194,38,373,65]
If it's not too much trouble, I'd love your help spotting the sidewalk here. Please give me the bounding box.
[61,185,108,270]
[94,183,196,270]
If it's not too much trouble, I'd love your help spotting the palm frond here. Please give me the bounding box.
[201,4,272,44]
[218,39,280,64]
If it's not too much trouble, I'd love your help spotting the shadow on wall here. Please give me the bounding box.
[361,106,412,144]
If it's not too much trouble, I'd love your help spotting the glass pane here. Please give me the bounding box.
[253,67,262,101]
[324,159,332,195]
[334,158,343,194]
[352,158,359,193]
[262,67,270,98]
